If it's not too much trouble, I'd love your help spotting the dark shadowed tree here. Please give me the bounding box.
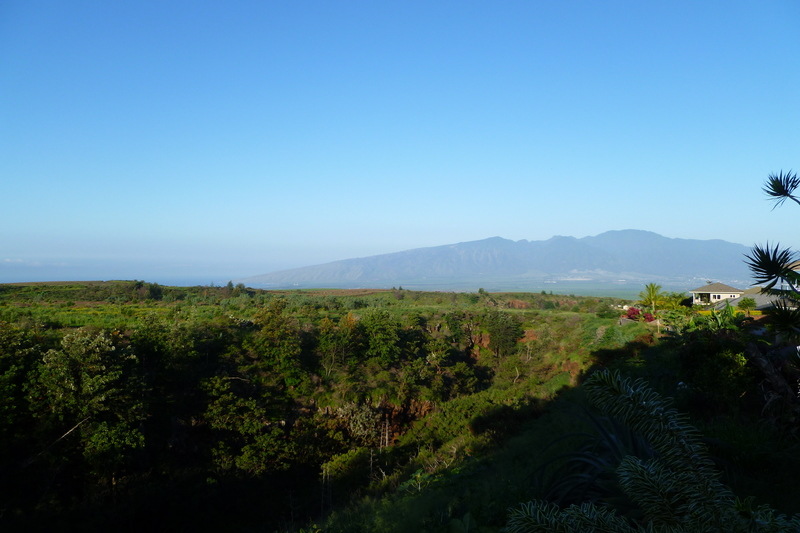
[32,328,145,483]
[248,298,305,390]
[506,370,800,532]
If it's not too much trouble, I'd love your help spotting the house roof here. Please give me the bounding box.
[721,292,785,311]
[689,282,743,293]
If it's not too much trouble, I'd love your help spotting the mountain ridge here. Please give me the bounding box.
[241,230,753,293]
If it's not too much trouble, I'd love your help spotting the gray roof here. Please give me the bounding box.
[690,282,743,293]
[718,292,789,311]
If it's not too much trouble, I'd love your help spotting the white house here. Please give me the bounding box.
[689,282,744,305]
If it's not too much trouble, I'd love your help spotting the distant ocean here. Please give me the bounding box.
[0,272,237,288]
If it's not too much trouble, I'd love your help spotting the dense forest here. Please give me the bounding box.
[1,280,799,532]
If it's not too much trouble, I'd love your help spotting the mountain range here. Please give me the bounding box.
[241,230,755,295]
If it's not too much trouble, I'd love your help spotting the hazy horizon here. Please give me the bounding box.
[3,2,799,285]
[1,229,754,289]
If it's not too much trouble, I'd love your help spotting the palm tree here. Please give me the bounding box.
[745,170,800,341]
[638,283,662,315]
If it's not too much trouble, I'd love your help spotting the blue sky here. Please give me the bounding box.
[2,1,799,284]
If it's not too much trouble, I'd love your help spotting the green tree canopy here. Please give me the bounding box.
[483,310,523,362]
[736,296,757,316]
[32,328,145,481]
[360,308,402,366]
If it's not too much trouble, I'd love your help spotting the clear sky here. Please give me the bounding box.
[2,1,799,285]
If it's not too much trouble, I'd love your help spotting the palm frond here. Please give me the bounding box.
[583,371,713,472]
[505,371,800,532]
[617,455,738,530]
[505,500,638,533]
[528,406,652,507]
[762,170,800,208]
[744,244,799,293]
[765,300,800,342]
[583,371,733,513]
[615,456,687,528]
[734,497,800,531]
[505,500,569,533]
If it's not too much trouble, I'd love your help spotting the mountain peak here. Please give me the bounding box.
[241,230,753,291]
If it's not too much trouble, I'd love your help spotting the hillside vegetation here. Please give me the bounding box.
[0,281,798,531]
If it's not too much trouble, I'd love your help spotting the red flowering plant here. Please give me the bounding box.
[625,307,656,322]
[626,307,641,320]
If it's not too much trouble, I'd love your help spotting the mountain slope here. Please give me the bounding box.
[242,230,752,291]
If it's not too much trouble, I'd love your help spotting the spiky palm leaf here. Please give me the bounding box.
[762,170,800,208]
[745,244,799,295]
[765,300,800,342]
